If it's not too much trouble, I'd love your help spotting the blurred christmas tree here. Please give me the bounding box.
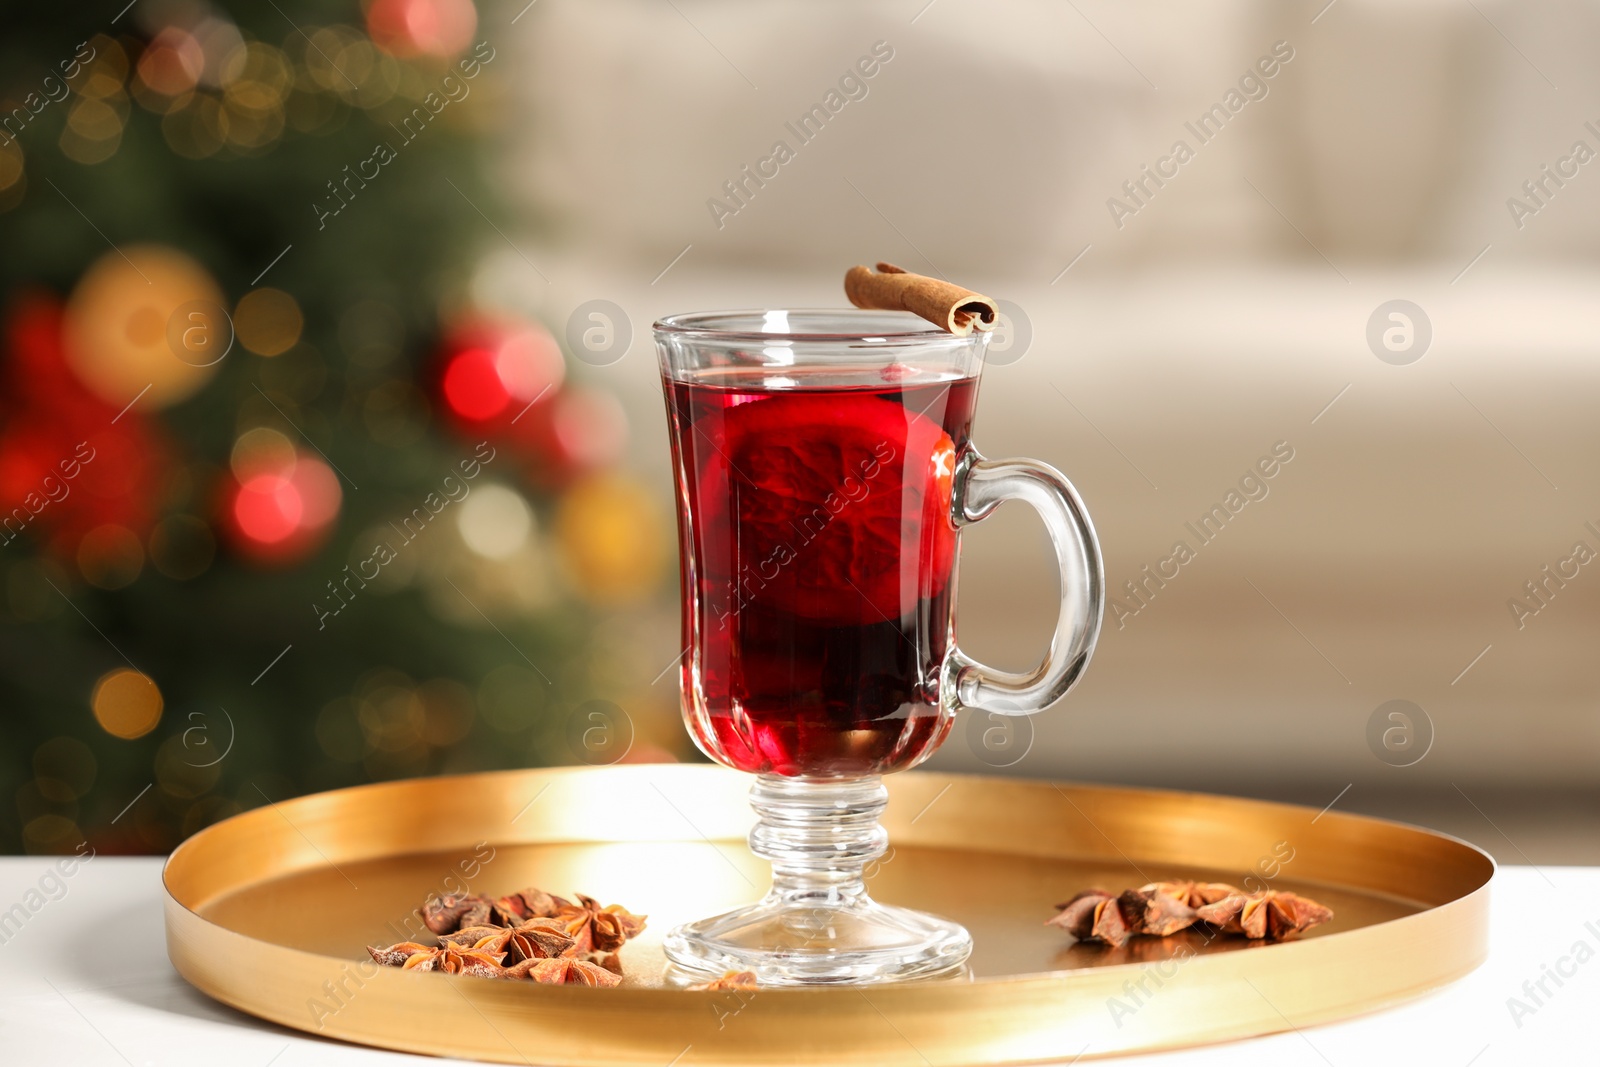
[0,1,673,855]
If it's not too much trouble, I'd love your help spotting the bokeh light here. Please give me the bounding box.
[556,474,665,603]
[80,36,129,100]
[192,16,246,88]
[440,320,564,424]
[230,426,297,480]
[233,473,303,543]
[136,27,205,97]
[456,482,531,560]
[548,388,628,471]
[63,245,226,408]
[91,668,164,740]
[441,347,510,421]
[234,287,303,356]
[303,26,364,94]
[368,0,479,59]
[60,95,126,165]
[162,93,228,158]
[225,445,342,563]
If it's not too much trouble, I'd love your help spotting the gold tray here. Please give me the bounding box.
[163,765,1492,1064]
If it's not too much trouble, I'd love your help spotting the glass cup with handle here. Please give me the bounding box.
[654,308,1103,984]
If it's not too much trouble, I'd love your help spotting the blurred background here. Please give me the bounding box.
[2,0,1595,863]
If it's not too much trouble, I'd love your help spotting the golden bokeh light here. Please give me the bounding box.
[234,287,303,356]
[77,523,145,590]
[162,93,228,159]
[79,36,129,99]
[225,77,283,114]
[303,26,363,91]
[136,27,205,97]
[230,426,296,480]
[92,668,164,740]
[221,90,284,151]
[556,474,667,603]
[63,245,226,408]
[59,95,125,164]
[236,41,293,96]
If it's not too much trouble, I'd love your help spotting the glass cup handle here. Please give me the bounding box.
[945,449,1105,716]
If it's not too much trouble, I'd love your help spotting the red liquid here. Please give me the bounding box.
[665,370,979,776]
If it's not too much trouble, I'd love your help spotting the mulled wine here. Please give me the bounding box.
[665,370,979,777]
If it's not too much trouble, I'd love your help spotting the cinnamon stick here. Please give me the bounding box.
[843,262,998,336]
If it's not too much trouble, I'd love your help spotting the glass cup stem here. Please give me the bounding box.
[750,774,888,906]
[663,774,972,985]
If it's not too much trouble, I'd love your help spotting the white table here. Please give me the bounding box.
[1,858,1591,1065]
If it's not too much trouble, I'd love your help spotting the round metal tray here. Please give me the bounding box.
[163,765,1492,1064]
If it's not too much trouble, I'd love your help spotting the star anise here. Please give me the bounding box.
[1142,881,1240,910]
[367,940,506,978]
[419,893,493,934]
[435,924,510,951]
[1117,887,1198,937]
[511,887,572,918]
[1195,890,1333,941]
[438,919,576,960]
[367,941,432,967]
[1046,889,1131,947]
[509,919,580,962]
[505,956,623,987]
[551,893,647,954]
[689,970,758,991]
[427,944,508,977]
[377,885,645,986]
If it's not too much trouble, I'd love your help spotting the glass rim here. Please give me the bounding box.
[652,308,977,345]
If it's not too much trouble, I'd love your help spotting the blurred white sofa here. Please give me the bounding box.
[483,0,1600,793]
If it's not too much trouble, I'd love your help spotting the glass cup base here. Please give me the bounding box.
[664,897,973,986]
[662,774,973,986]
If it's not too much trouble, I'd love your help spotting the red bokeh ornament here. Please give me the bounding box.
[221,450,342,565]
[0,293,171,558]
[435,317,564,431]
[367,0,478,58]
